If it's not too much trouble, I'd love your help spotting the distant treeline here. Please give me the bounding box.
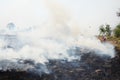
[99,9,120,38]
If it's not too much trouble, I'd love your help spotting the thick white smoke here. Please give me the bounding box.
[0,0,115,74]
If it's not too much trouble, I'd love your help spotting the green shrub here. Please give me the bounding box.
[114,24,120,38]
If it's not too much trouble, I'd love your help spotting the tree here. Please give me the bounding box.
[99,25,106,36]
[114,24,120,37]
[99,24,112,37]
[117,9,120,17]
[105,24,112,36]
[7,22,16,30]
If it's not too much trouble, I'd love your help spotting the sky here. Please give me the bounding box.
[0,0,120,35]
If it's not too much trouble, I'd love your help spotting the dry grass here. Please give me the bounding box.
[97,36,120,49]
[107,36,120,49]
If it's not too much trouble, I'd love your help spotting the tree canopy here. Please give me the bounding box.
[99,24,111,36]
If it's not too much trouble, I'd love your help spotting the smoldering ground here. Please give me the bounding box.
[0,0,116,79]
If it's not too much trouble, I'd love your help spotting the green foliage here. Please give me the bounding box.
[105,24,112,36]
[114,24,120,37]
[99,25,106,36]
[99,24,112,36]
[116,24,120,29]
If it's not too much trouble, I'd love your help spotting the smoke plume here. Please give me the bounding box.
[0,0,115,75]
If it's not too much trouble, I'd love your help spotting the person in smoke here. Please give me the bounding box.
[101,36,106,42]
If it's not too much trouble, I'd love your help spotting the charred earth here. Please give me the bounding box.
[0,48,120,80]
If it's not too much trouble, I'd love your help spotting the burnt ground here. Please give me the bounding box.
[0,47,120,80]
[111,47,120,80]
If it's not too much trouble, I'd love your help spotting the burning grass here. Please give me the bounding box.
[0,49,120,80]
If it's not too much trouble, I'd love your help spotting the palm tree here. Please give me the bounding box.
[105,24,111,36]
[99,25,106,36]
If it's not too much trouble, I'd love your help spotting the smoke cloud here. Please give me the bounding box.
[0,0,115,75]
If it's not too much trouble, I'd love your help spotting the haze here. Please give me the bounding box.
[0,0,120,35]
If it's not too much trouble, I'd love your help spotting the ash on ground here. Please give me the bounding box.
[0,47,120,80]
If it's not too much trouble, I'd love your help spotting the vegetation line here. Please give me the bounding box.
[98,9,120,49]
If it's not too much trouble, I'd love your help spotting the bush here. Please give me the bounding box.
[114,24,120,37]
